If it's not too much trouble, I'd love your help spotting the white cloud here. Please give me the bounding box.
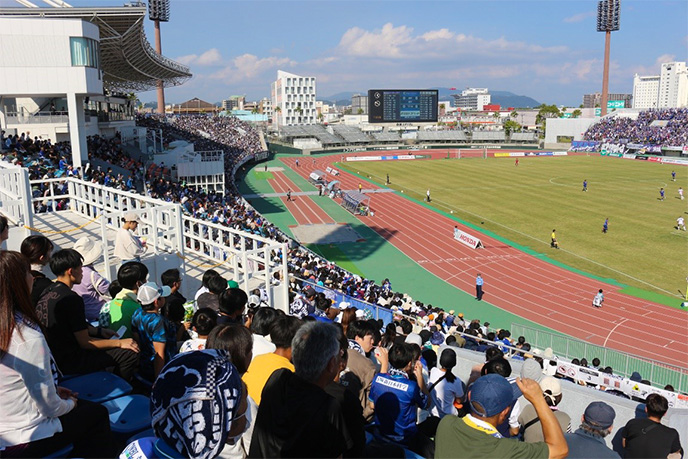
[208,54,296,84]
[655,54,676,65]
[175,48,222,66]
[335,23,567,61]
[563,11,595,23]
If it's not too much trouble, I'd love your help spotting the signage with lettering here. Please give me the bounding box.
[453,227,484,249]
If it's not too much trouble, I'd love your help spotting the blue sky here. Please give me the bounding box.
[2,0,687,105]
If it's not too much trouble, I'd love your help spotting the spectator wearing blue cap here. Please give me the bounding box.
[564,401,619,458]
[435,373,568,459]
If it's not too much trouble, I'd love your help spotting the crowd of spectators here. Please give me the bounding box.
[583,108,688,146]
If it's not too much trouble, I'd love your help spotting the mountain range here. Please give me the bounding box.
[321,88,541,109]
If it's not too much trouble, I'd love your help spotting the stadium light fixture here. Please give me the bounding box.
[597,0,621,116]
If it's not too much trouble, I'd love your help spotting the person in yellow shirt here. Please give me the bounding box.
[550,230,559,249]
[243,315,303,405]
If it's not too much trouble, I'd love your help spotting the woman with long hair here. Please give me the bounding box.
[0,251,112,457]
[19,234,54,306]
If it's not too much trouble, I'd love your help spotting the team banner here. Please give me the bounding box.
[569,141,600,152]
[453,226,484,249]
[555,361,687,409]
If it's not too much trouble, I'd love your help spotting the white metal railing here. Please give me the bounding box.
[0,162,33,237]
[23,177,288,309]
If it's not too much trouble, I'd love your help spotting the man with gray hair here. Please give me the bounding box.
[248,322,352,458]
[564,401,619,458]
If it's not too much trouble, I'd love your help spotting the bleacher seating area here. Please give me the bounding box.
[510,132,537,142]
[471,131,506,142]
[417,130,468,142]
[583,108,688,146]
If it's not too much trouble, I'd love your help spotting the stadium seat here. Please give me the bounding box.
[42,444,74,458]
[60,371,132,403]
[102,394,152,434]
[126,428,155,445]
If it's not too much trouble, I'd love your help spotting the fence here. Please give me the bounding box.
[21,175,288,310]
[0,162,33,235]
[511,323,688,393]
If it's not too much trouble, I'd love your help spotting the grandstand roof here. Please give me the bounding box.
[0,5,192,92]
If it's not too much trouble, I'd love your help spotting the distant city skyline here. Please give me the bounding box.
[1,0,685,106]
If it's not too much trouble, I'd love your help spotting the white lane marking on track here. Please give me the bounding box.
[603,318,629,347]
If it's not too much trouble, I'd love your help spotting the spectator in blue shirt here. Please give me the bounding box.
[131,282,177,381]
[369,343,433,457]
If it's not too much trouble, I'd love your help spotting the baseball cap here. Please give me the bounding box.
[123,211,139,222]
[583,401,616,429]
[354,308,366,319]
[304,287,316,297]
[151,350,243,458]
[227,280,239,289]
[520,358,544,383]
[539,376,562,397]
[469,374,515,417]
[405,333,422,347]
[137,281,172,305]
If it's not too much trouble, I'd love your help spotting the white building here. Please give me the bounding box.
[0,7,191,169]
[452,88,491,110]
[271,70,316,126]
[633,75,660,109]
[658,62,688,108]
[632,62,688,109]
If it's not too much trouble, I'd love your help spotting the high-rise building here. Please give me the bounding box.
[452,88,491,110]
[351,94,368,115]
[632,61,687,109]
[271,70,316,126]
[658,62,688,108]
[583,92,631,108]
[222,95,245,111]
[632,75,660,109]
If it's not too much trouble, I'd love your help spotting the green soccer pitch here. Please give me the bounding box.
[339,155,688,299]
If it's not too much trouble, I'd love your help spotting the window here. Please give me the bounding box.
[70,37,99,68]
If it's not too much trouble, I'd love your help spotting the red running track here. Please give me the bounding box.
[279,154,688,370]
[269,168,334,225]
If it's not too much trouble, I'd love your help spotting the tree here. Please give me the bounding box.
[317,112,324,122]
[510,111,518,119]
[535,104,561,138]
[571,109,582,118]
[504,119,521,136]
[357,108,364,115]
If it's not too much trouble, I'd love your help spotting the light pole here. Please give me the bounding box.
[597,0,620,117]
[148,0,170,115]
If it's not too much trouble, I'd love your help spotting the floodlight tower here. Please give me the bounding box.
[149,0,170,114]
[597,0,620,116]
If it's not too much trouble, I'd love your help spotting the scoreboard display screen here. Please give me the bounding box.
[368,89,438,123]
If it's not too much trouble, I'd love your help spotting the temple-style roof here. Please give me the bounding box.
[0,5,192,92]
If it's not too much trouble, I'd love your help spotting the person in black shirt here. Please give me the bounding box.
[36,249,139,381]
[622,393,682,458]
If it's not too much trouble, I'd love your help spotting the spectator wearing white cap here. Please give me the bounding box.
[514,376,571,443]
[71,237,110,322]
[131,281,176,380]
[114,212,146,264]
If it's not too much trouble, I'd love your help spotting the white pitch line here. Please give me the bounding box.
[603,318,629,347]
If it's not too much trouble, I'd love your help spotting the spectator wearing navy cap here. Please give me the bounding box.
[564,401,619,458]
[435,373,568,458]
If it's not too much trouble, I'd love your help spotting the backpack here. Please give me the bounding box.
[98,297,123,329]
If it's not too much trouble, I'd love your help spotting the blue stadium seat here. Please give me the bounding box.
[60,371,132,403]
[42,443,73,458]
[126,428,155,444]
[102,394,151,434]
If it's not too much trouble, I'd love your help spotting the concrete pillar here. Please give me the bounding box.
[67,92,88,170]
